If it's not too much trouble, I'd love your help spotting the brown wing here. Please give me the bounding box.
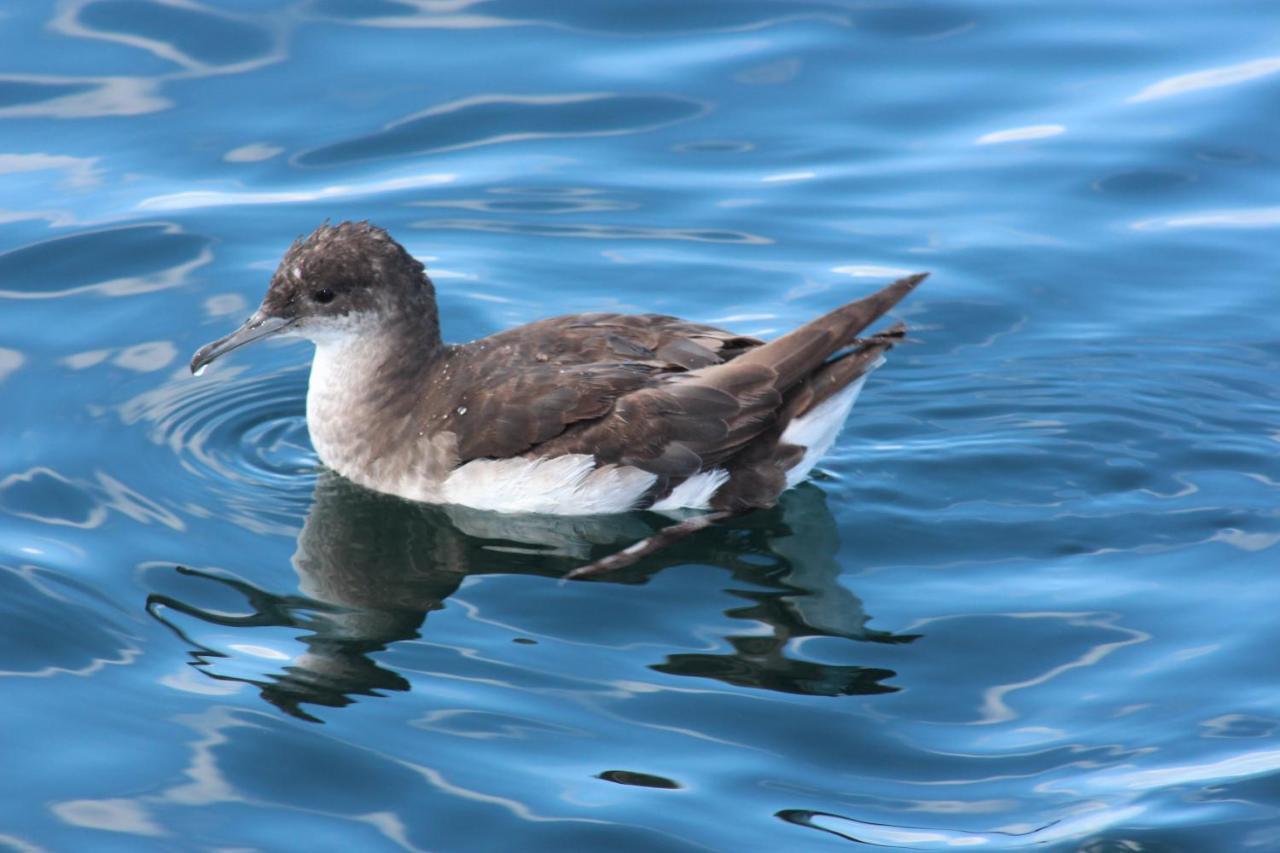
[475,312,763,371]
[536,274,927,481]
[539,360,784,477]
[430,360,651,461]
[429,274,923,475]
[429,313,762,462]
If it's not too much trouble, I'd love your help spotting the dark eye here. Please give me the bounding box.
[312,288,335,304]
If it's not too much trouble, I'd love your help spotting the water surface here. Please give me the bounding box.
[2,1,1279,849]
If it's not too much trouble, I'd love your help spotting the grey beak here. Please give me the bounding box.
[190,311,295,375]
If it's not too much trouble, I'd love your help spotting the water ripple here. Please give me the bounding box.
[0,223,210,300]
[296,93,708,167]
[3,0,1279,848]
[58,0,279,73]
[0,563,141,679]
[413,218,770,244]
[119,366,313,533]
[0,73,168,119]
[124,366,310,486]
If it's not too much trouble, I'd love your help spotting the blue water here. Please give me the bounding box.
[2,1,1279,849]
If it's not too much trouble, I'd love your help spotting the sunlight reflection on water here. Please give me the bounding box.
[0,0,1278,849]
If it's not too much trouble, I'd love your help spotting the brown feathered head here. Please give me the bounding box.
[191,221,439,374]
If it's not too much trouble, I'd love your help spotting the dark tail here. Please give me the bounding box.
[781,321,907,423]
[727,272,926,393]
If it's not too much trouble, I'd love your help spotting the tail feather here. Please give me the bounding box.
[728,272,926,392]
[707,321,912,513]
[550,273,926,497]
[784,321,906,424]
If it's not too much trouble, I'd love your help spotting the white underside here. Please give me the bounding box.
[442,455,658,515]
[441,458,733,515]
[649,469,731,511]
[779,365,877,488]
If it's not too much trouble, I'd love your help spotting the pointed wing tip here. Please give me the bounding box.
[871,271,928,312]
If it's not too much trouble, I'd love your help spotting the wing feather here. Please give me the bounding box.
[428,312,765,463]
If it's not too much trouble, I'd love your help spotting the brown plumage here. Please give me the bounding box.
[190,222,926,574]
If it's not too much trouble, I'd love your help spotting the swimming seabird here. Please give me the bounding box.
[192,222,925,575]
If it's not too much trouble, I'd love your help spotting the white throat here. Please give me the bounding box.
[305,321,393,474]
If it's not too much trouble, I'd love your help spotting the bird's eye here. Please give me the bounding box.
[312,288,335,304]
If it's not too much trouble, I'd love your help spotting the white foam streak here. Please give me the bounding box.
[975,124,1065,145]
[137,172,457,211]
[832,264,916,278]
[1131,207,1280,231]
[1128,56,1280,103]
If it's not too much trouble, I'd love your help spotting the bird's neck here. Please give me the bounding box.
[305,316,447,484]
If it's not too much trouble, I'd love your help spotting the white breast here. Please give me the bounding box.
[305,327,389,479]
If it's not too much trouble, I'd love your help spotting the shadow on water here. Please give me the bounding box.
[147,471,917,722]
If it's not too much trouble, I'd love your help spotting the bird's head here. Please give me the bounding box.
[191,221,438,374]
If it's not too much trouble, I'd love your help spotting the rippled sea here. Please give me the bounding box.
[3,1,1279,850]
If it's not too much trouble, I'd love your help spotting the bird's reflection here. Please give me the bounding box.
[148,471,917,721]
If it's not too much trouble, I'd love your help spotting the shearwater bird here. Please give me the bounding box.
[191,222,925,576]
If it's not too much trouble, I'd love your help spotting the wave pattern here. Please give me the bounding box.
[0,0,1278,850]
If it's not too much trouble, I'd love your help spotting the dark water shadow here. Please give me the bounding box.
[75,0,274,68]
[147,472,917,721]
[0,223,210,299]
[295,93,707,167]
